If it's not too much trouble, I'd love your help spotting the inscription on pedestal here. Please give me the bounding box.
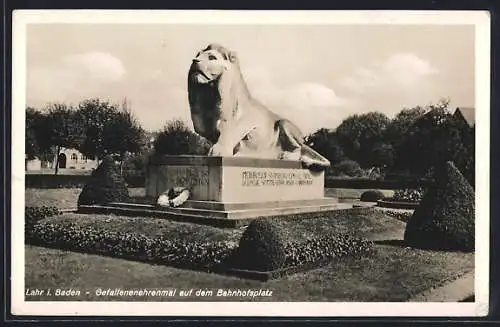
[166,166,209,187]
[156,165,210,200]
[146,155,325,202]
[241,170,314,187]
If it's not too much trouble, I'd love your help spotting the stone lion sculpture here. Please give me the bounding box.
[187,43,330,170]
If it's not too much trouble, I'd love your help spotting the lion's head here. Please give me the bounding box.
[188,44,238,85]
[187,43,251,144]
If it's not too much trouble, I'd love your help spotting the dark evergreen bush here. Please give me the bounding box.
[329,160,363,177]
[404,161,475,251]
[77,156,129,206]
[236,218,287,271]
[360,190,385,202]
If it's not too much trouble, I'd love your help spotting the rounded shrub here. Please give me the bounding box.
[360,190,385,202]
[236,218,287,271]
[404,161,475,251]
[329,160,363,177]
[77,155,129,206]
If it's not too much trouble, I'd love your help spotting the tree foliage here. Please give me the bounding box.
[76,98,144,171]
[77,99,119,159]
[328,159,363,178]
[304,128,344,165]
[335,112,392,169]
[44,103,85,174]
[101,105,144,171]
[25,107,57,166]
[154,119,210,156]
[305,99,474,184]
[388,100,474,185]
[26,99,145,174]
[25,107,42,161]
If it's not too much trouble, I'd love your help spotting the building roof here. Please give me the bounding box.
[454,107,475,127]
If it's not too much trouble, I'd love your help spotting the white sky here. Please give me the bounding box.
[26,24,475,133]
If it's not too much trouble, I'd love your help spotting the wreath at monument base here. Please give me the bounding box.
[156,187,191,208]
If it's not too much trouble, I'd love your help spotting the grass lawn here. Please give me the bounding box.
[36,212,244,242]
[25,244,474,302]
[23,187,474,302]
[325,188,394,199]
[25,188,83,208]
[25,188,145,208]
[26,188,388,208]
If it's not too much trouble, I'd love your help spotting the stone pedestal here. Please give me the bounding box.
[142,155,342,220]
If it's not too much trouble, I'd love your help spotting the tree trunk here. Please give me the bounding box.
[54,146,60,175]
[120,152,126,176]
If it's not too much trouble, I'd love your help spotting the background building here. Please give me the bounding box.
[25,147,98,172]
[52,147,99,170]
[453,107,475,128]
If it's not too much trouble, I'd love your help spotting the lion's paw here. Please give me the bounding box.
[208,144,232,157]
[279,150,301,161]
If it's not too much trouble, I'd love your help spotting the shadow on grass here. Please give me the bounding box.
[374,239,473,253]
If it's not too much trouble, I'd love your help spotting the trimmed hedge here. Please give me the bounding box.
[78,156,129,206]
[284,234,373,268]
[383,209,413,223]
[235,219,287,271]
[26,208,378,274]
[404,161,475,251]
[25,206,60,238]
[27,217,238,270]
[392,187,425,203]
[360,190,385,202]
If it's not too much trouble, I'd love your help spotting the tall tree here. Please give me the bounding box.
[335,112,391,168]
[304,128,344,165]
[391,99,474,183]
[25,107,41,162]
[45,103,85,175]
[77,98,118,160]
[385,106,426,144]
[26,107,57,167]
[154,119,210,156]
[385,106,426,173]
[102,103,145,174]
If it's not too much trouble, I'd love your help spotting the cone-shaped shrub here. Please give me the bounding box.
[404,161,474,251]
[235,218,287,271]
[78,156,129,206]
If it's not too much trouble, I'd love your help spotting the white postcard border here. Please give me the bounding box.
[11,9,491,317]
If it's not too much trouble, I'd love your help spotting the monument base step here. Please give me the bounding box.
[79,198,351,221]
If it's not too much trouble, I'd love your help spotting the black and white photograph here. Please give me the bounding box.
[11,10,490,316]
